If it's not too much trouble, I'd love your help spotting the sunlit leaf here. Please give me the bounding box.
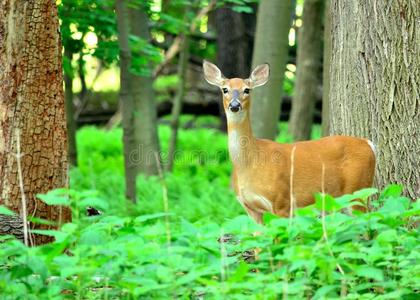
[0,205,16,216]
[355,266,384,281]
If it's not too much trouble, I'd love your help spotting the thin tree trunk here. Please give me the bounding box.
[214,4,256,131]
[0,0,71,245]
[289,0,323,141]
[116,0,137,202]
[321,0,331,136]
[250,0,294,140]
[129,8,161,176]
[322,0,331,136]
[64,48,78,166]
[215,6,253,78]
[167,35,190,171]
[330,0,419,198]
[78,53,87,101]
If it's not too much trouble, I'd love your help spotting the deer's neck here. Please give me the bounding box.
[226,110,256,167]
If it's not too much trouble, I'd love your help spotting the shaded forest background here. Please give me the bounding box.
[0,0,418,298]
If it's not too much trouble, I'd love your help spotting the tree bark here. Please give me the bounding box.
[0,0,71,245]
[321,0,331,136]
[330,0,419,198]
[214,4,256,131]
[289,0,323,141]
[64,48,78,166]
[116,0,137,202]
[129,8,161,176]
[167,35,190,172]
[250,0,294,140]
[0,215,24,243]
[215,5,255,78]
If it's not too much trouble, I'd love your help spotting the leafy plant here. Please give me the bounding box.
[0,125,418,299]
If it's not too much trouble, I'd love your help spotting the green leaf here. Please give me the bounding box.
[79,228,107,245]
[30,229,66,240]
[229,261,250,282]
[379,196,410,214]
[295,204,317,217]
[28,217,57,226]
[355,266,384,281]
[314,193,338,211]
[312,285,340,299]
[9,265,33,279]
[353,188,378,200]
[134,212,172,224]
[78,197,109,211]
[376,229,397,243]
[37,193,70,206]
[0,205,16,216]
[27,255,48,280]
[263,212,279,224]
[379,184,403,200]
[232,5,253,13]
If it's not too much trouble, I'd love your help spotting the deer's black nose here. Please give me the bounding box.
[228,100,242,112]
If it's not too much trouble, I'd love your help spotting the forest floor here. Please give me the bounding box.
[1,119,418,299]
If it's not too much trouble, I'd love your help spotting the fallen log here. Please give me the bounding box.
[77,95,322,127]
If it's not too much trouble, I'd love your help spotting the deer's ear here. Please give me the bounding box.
[249,63,270,88]
[203,60,225,87]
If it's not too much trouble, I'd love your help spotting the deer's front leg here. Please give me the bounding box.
[241,192,274,224]
[244,206,263,224]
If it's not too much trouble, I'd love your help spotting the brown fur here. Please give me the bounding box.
[203,62,376,224]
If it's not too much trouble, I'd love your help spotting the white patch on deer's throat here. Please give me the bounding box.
[228,130,241,161]
[227,111,247,162]
[367,140,376,157]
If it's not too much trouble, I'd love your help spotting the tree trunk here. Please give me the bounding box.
[167,35,190,172]
[116,0,137,202]
[215,6,255,78]
[64,48,78,166]
[0,0,71,245]
[129,8,161,176]
[321,0,331,136]
[214,5,256,131]
[289,0,323,141]
[250,0,294,140]
[330,0,419,198]
[78,54,87,101]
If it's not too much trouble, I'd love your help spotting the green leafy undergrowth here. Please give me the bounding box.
[71,122,313,221]
[71,122,241,222]
[0,185,418,299]
[3,124,417,299]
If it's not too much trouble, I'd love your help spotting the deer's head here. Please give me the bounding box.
[203,61,270,115]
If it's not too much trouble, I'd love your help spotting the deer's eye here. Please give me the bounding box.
[243,88,250,94]
[222,88,229,94]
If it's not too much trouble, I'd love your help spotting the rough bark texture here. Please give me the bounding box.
[0,0,71,244]
[214,5,256,131]
[64,48,78,166]
[251,0,294,140]
[116,0,137,202]
[289,0,324,141]
[330,0,419,198]
[0,215,24,243]
[321,0,331,136]
[129,8,160,176]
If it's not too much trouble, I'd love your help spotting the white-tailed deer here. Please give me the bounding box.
[203,60,376,224]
